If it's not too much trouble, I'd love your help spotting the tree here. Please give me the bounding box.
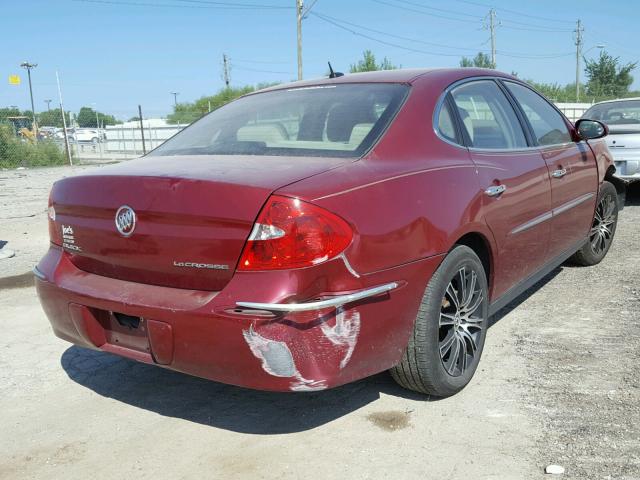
[460,52,495,69]
[585,51,637,99]
[76,106,118,128]
[166,84,274,124]
[37,108,71,128]
[350,50,398,73]
[525,81,580,103]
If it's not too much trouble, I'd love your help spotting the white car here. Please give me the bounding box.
[582,98,640,182]
[55,128,103,143]
[74,129,103,143]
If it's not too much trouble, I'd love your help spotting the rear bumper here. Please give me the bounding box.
[613,159,640,182]
[36,245,442,392]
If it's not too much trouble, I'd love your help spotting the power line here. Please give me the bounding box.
[175,0,292,8]
[310,11,573,60]
[312,11,485,52]
[310,11,465,57]
[378,0,481,19]
[232,58,290,64]
[231,65,292,75]
[497,51,574,59]
[375,0,573,31]
[74,0,292,9]
[372,0,482,24]
[446,0,574,24]
[587,28,639,57]
[302,0,319,17]
[500,23,573,33]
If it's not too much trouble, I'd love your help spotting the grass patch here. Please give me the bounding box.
[0,125,67,168]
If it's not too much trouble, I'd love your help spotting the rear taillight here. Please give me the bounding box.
[238,195,353,271]
[48,193,62,246]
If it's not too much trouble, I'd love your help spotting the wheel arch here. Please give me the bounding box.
[451,231,495,300]
[604,165,626,210]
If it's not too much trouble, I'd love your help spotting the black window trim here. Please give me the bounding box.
[433,91,467,150]
[434,75,580,153]
[498,79,578,150]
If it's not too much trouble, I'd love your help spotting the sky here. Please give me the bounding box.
[1,0,639,120]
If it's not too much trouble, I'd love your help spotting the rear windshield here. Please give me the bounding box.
[150,83,409,158]
[583,100,640,125]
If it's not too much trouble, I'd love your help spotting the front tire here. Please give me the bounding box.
[570,181,618,266]
[390,245,489,397]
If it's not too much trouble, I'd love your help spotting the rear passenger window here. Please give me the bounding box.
[504,82,572,146]
[451,80,528,150]
[437,100,459,144]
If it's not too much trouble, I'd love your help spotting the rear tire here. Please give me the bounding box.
[570,181,618,266]
[390,245,489,397]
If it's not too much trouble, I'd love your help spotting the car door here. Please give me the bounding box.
[450,79,552,299]
[502,81,598,257]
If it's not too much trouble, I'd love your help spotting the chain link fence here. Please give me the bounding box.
[0,109,67,169]
[1,101,593,169]
[0,106,198,167]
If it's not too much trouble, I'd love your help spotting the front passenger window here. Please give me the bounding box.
[504,82,572,146]
[451,80,528,150]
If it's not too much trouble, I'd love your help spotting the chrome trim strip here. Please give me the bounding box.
[236,282,399,312]
[510,192,596,235]
[552,192,595,216]
[339,253,361,278]
[511,211,553,235]
[32,267,46,281]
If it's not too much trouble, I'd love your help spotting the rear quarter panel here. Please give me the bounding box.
[278,74,497,277]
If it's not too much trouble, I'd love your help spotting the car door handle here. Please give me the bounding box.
[485,185,506,197]
[552,168,567,178]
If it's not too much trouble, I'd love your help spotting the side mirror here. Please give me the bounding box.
[575,119,608,140]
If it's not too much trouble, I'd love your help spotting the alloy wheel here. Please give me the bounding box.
[589,193,616,256]
[439,266,485,377]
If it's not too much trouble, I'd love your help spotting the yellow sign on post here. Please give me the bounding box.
[8,74,21,85]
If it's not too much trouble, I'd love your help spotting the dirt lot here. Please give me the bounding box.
[1,166,639,480]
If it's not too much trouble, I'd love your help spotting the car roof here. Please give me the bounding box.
[251,68,516,95]
[590,97,640,106]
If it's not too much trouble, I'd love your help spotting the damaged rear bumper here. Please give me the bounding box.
[35,245,443,392]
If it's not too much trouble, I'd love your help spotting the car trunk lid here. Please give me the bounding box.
[50,155,347,290]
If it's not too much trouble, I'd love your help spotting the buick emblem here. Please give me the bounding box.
[115,205,136,237]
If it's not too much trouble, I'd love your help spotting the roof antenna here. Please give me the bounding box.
[328,61,344,78]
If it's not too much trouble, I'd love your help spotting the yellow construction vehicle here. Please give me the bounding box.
[7,116,37,142]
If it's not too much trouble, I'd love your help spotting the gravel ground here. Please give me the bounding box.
[0,166,638,480]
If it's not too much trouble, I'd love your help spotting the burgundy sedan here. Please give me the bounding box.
[35,68,618,397]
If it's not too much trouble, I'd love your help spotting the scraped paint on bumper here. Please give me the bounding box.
[36,245,443,392]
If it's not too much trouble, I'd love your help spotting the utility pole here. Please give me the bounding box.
[56,71,72,166]
[575,19,584,102]
[138,105,146,155]
[296,0,303,80]
[222,54,230,88]
[20,62,38,137]
[489,9,497,69]
[44,99,52,112]
[170,92,179,106]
